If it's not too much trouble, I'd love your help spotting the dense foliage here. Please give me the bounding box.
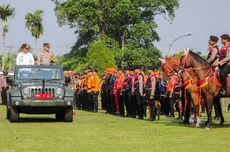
[53,0,179,71]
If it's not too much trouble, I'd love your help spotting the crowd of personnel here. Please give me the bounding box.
[66,66,183,121]
[0,33,229,120]
[65,33,230,121]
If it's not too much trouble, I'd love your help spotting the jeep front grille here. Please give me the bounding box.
[31,88,55,99]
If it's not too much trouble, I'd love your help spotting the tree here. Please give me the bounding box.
[86,40,116,73]
[112,44,161,68]
[53,0,179,55]
[0,4,15,70]
[25,10,44,55]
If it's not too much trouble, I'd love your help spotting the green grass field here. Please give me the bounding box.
[0,105,229,152]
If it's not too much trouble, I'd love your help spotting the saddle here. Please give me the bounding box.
[214,70,222,87]
[214,69,230,87]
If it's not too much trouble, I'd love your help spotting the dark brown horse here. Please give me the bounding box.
[181,50,225,128]
[161,57,201,127]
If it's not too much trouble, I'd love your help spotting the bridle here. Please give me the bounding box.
[180,52,213,80]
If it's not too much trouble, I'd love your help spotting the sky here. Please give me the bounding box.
[0,0,229,56]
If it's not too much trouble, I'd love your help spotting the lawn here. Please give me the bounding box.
[0,105,229,152]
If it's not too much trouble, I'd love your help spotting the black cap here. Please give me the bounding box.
[220,34,230,40]
[43,43,50,47]
[209,36,218,42]
[129,66,135,71]
[147,66,155,70]
[21,43,30,49]
[133,65,141,70]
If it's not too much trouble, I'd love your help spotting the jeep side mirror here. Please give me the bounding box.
[6,76,14,85]
[65,77,71,86]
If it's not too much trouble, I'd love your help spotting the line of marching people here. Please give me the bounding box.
[67,65,183,121]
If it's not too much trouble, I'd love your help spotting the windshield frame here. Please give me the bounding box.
[15,65,64,81]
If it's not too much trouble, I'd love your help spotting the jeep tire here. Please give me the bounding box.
[64,108,73,122]
[6,105,10,119]
[9,106,19,122]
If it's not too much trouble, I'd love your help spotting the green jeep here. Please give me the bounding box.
[6,65,74,122]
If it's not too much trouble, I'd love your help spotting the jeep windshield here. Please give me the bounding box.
[17,67,63,80]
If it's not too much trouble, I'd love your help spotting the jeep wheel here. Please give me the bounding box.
[9,106,19,122]
[6,105,10,119]
[64,108,73,122]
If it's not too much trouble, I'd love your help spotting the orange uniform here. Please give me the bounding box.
[87,74,95,93]
[91,73,101,93]
[116,74,124,90]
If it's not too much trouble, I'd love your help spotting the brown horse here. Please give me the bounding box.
[181,50,225,128]
[161,57,201,127]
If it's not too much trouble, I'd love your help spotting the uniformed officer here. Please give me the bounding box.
[100,74,107,110]
[145,66,158,121]
[166,73,180,117]
[131,65,144,119]
[0,71,8,105]
[38,43,55,65]
[110,70,117,115]
[86,68,95,111]
[218,34,230,95]
[122,66,132,117]
[82,69,89,110]
[116,66,125,116]
[207,36,219,66]
[91,70,101,112]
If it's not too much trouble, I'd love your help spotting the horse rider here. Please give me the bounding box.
[218,34,230,95]
[207,35,219,66]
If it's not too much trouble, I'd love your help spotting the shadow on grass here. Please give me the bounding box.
[8,117,69,123]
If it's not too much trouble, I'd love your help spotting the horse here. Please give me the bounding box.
[161,56,201,127]
[180,50,225,128]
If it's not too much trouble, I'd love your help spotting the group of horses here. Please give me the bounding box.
[160,49,230,129]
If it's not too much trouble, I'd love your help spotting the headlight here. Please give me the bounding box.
[23,88,30,95]
[56,88,63,95]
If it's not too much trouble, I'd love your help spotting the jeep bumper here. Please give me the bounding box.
[11,99,73,107]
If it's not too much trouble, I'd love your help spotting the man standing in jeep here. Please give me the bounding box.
[16,44,34,65]
[38,43,56,65]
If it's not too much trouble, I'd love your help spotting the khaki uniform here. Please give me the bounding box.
[38,51,55,65]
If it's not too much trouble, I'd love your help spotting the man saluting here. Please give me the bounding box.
[38,43,55,65]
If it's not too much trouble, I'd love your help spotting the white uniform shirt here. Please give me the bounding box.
[16,52,35,65]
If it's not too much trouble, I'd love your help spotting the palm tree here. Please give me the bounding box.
[25,10,44,55]
[0,4,15,70]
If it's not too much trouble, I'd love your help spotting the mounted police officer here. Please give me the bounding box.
[207,36,219,66]
[219,34,230,95]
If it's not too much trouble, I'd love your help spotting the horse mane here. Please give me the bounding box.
[165,56,180,66]
[189,51,210,68]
